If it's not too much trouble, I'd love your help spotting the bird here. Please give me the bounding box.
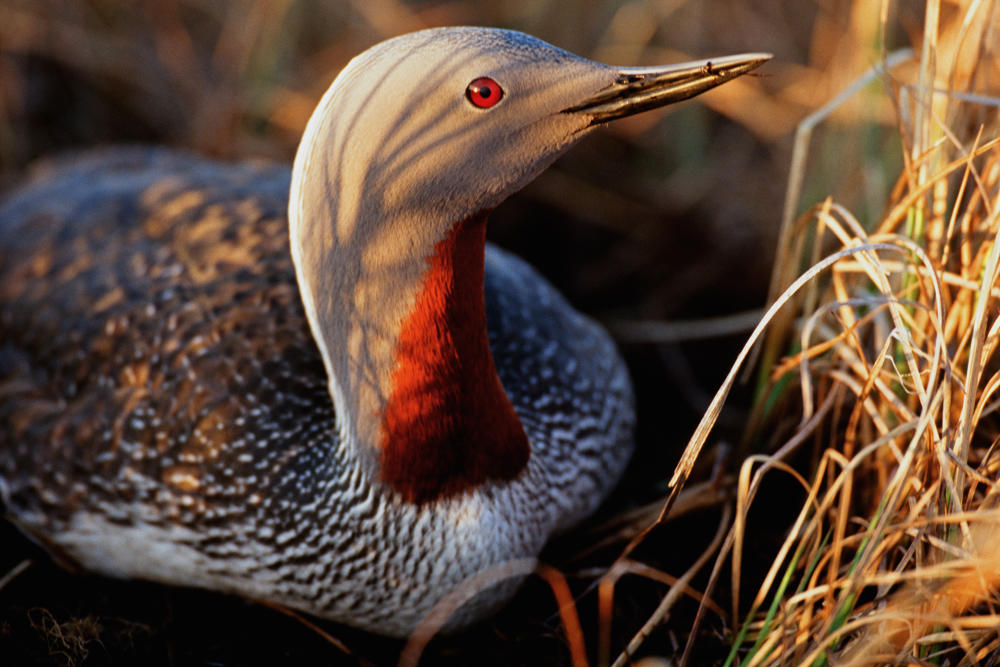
[0,27,768,637]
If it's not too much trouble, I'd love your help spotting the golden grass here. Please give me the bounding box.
[609,1,1000,665]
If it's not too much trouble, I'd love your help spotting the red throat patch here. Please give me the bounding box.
[379,213,530,504]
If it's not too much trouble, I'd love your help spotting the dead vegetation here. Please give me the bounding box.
[617,1,1000,664]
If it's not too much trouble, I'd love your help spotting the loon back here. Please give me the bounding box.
[0,27,768,636]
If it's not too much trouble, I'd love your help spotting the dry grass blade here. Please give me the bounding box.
[612,309,764,344]
[667,240,911,498]
[611,503,733,667]
[399,558,539,667]
[0,558,32,592]
[534,564,589,667]
[256,601,356,658]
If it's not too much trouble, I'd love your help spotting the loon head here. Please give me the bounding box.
[292,27,768,239]
[288,27,769,503]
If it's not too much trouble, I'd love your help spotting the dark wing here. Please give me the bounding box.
[0,148,334,535]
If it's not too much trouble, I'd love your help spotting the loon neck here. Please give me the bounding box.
[380,212,530,502]
[289,171,530,503]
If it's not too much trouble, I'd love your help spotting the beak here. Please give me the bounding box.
[564,52,772,124]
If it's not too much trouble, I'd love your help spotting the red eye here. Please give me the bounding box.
[466,77,503,109]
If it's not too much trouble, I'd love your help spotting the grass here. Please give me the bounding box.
[690,1,1000,664]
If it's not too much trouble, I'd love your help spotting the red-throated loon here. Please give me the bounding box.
[0,27,768,636]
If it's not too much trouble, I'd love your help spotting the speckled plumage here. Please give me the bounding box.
[0,147,633,635]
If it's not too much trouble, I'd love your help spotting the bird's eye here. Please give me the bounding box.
[466,78,503,109]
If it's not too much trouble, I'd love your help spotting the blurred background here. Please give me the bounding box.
[0,0,928,664]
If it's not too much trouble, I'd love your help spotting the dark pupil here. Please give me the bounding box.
[477,86,492,98]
